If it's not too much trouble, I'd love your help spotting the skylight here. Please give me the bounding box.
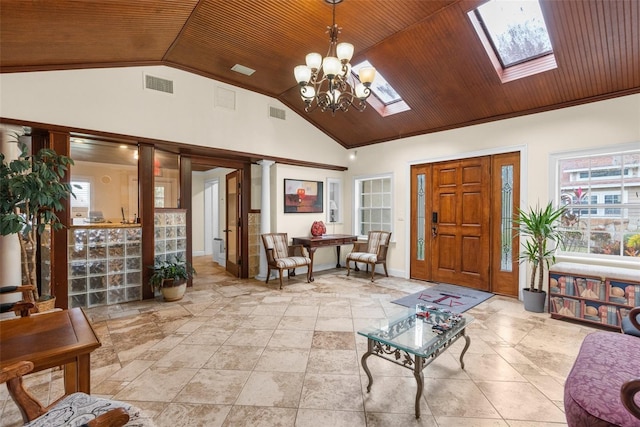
[474,0,553,68]
[352,60,402,106]
[351,60,410,117]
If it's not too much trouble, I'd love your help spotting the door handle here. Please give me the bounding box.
[432,211,438,237]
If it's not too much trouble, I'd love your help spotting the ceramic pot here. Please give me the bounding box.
[161,279,187,302]
[523,288,546,313]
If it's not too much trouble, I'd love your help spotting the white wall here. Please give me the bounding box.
[0,66,347,165]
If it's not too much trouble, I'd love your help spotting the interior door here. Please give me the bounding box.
[225,171,241,277]
[431,157,491,290]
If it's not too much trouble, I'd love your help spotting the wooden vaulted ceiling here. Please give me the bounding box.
[1,0,638,149]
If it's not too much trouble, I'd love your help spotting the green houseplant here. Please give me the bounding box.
[149,256,196,301]
[514,201,566,312]
[0,132,75,308]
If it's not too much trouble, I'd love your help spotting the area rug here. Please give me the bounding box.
[391,283,493,313]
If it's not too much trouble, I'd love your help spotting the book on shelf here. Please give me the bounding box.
[578,278,605,301]
[597,305,619,326]
[551,297,580,317]
[626,284,640,306]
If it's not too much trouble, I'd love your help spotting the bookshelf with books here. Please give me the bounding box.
[549,262,640,330]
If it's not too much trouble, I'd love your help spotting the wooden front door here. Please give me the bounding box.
[431,157,490,290]
[410,153,519,296]
[225,170,241,277]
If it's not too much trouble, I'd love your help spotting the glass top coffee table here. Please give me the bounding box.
[358,305,473,419]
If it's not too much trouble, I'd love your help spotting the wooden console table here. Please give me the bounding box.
[292,234,357,281]
[0,308,101,394]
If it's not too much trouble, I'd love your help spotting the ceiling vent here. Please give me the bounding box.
[269,106,286,120]
[144,74,174,94]
[231,64,255,76]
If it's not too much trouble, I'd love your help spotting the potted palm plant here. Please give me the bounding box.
[149,256,196,301]
[0,132,75,310]
[514,201,566,312]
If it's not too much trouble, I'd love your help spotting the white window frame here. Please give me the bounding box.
[353,173,394,239]
[549,142,640,264]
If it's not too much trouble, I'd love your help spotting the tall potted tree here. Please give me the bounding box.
[514,201,566,312]
[0,132,75,310]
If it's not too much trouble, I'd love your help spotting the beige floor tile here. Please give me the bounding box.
[311,331,356,349]
[300,373,363,411]
[365,412,438,426]
[314,316,354,331]
[277,315,317,331]
[268,329,314,348]
[306,349,359,375]
[284,305,319,317]
[296,409,366,427]
[463,353,528,382]
[225,328,275,347]
[155,403,231,427]
[204,345,264,370]
[241,314,283,330]
[154,343,219,369]
[175,369,251,405]
[223,406,297,427]
[235,371,305,407]
[434,417,508,426]
[423,378,501,419]
[254,347,310,372]
[476,381,567,423]
[113,366,198,402]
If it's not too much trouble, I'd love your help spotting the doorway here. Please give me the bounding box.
[204,178,225,266]
[410,152,520,296]
[225,170,242,277]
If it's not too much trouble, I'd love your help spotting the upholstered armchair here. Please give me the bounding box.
[622,306,640,337]
[261,233,311,289]
[346,231,392,281]
[1,361,155,426]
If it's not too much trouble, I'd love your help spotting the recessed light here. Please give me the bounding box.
[231,64,256,76]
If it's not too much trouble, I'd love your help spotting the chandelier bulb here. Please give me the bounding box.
[358,66,376,86]
[294,65,311,86]
[336,42,354,62]
[305,53,322,71]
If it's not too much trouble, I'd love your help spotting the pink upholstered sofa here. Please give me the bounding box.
[564,332,640,426]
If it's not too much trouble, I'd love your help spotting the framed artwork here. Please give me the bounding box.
[284,179,323,213]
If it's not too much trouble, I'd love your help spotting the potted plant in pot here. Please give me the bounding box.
[149,256,196,302]
[514,201,566,313]
[0,131,75,311]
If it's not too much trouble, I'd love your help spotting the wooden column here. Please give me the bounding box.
[139,144,155,300]
[179,156,193,286]
[48,131,71,308]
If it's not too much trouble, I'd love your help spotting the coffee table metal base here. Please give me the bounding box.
[361,329,471,419]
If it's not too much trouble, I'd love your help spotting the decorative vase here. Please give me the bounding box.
[160,279,187,302]
[311,221,326,237]
[523,288,546,313]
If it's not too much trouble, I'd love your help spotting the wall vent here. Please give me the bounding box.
[215,86,236,110]
[144,74,174,94]
[269,106,286,120]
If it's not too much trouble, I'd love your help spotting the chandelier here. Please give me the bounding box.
[293,0,376,115]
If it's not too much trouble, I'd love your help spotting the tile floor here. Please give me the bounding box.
[1,257,602,426]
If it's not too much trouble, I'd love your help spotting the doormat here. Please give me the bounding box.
[391,283,493,314]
